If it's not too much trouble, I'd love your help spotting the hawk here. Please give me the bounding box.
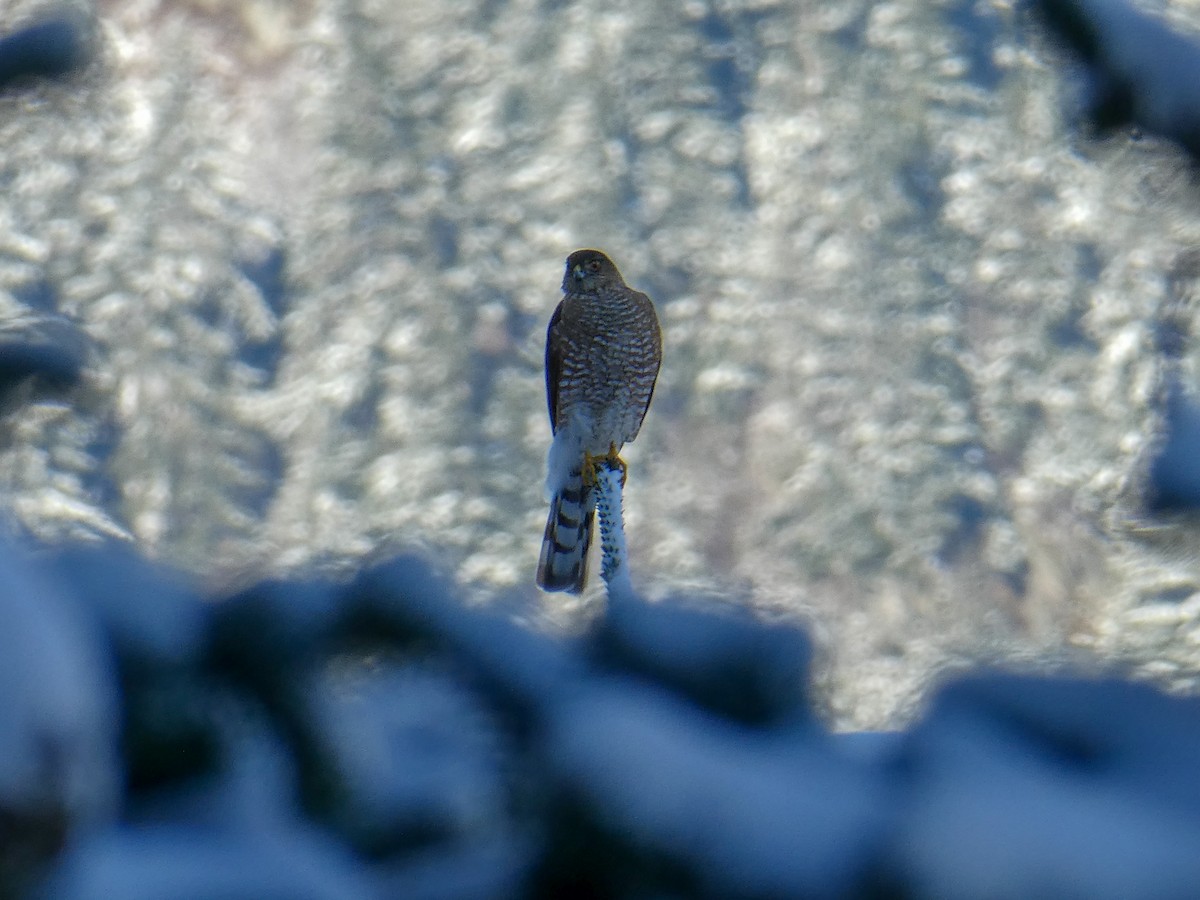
[537,249,662,593]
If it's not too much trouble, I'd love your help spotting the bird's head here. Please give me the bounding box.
[563,249,620,291]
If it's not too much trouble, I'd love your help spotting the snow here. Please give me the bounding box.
[4,542,1200,898]
[38,822,371,900]
[543,677,891,898]
[0,543,118,825]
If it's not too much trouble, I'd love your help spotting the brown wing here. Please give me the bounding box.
[632,288,662,434]
[640,378,658,427]
[545,298,566,433]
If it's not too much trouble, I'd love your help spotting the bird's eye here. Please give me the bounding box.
[588,260,601,272]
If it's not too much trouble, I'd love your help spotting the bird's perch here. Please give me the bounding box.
[593,458,635,602]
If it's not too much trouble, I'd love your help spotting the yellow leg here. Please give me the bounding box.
[583,443,627,487]
[605,441,627,486]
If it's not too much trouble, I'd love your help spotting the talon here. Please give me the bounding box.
[606,442,628,486]
[581,444,628,488]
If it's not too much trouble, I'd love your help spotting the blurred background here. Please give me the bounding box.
[3,0,1200,730]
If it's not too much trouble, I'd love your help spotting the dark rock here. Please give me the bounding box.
[343,557,581,733]
[1034,0,1200,159]
[3,543,1200,899]
[904,671,1200,815]
[589,593,815,726]
[0,314,87,394]
[883,671,1200,899]
[54,542,208,666]
[1146,378,1200,512]
[535,677,890,899]
[0,544,119,893]
[311,665,510,859]
[0,16,89,89]
[36,819,371,900]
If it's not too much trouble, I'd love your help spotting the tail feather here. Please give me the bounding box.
[537,471,594,593]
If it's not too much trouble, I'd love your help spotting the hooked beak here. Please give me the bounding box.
[572,264,585,282]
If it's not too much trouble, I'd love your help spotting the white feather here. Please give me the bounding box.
[544,413,591,500]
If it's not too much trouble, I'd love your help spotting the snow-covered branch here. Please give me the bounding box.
[593,459,635,603]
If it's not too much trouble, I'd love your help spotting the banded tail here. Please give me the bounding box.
[537,470,594,593]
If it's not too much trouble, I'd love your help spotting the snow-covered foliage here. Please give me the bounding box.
[0,540,1190,898]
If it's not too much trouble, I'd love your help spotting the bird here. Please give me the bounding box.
[537,249,662,593]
